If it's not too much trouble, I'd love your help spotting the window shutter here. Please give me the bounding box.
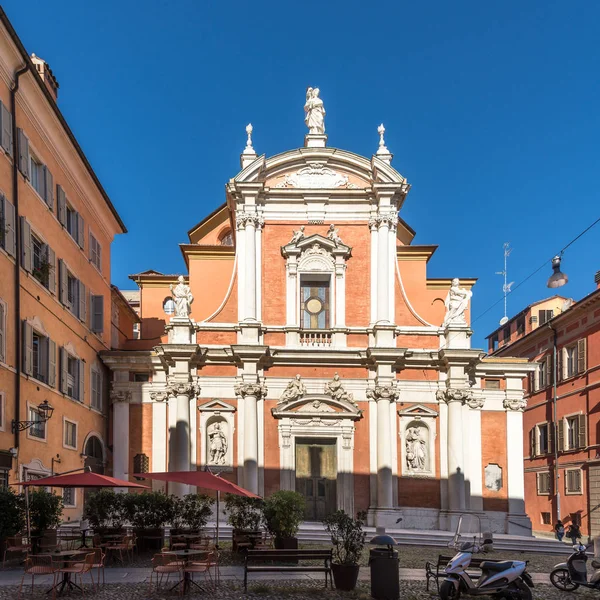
[0,102,12,155]
[91,295,104,333]
[557,348,563,382]
[47,246,56,294]
[532,367,539,392]
[577,339,587,374]
[3,195,16,257]
[530,428,536,458]
[57,185,66,226]
[58,259,68,305]
[22,320,33,376]
[43,166,54,210]
[48,339,56,388]
[59,346,67,394]
[0,302,4,363]
[78,359,85,403]
[77,214,85,250]
[578,414,587,449]
[20,217,32,272]
[548,423,554,454]
[17,128,30,179]
[78,280,86,322]
[91,367,98,408]
[544,355,552,388]
[558,419,564,452]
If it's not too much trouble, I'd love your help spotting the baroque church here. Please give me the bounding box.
[102,90,534,533]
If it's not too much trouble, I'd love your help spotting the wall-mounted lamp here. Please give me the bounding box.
[12,400,54,433]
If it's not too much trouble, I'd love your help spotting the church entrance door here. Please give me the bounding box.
[295,438,337,521]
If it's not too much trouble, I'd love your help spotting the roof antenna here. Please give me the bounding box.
[495,242,513,325]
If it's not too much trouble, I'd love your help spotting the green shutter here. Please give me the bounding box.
[558,420,564,452]
[91,295,104,333]
[57,185,66,226]
[22,320,33,376]
[2,195,16,257]
[77,214,84,250]
[47,246,56,294]
[48,339,56,388]
[20,217,32,273]
[17,129,30,179]
[578,414,587,449]
[0,302,4,363]
[577,339,587,374]
[58,259,68,305]
[78,359,85,403]
[78,280,86,322]
[59,347,67,394]
[0,102,12,155]
[43,166,54,210]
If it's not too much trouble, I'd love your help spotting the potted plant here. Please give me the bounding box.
[84,489,126,535]
[0,488,25,555]
[323,510,366,591]
[123,491,175,551]
[224,494,264,551]
[28,489,63,552]
[262,490,305,550]
[170,494,214,534]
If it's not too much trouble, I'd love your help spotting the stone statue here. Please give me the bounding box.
[170,275,193,318]
[208,422,228,465]
[289,226,305,244]
[327,224,342,245]
[324,373,354,403]
[304,87,326,134]
[442,278,472,326]
[405,426,427,471]
[279,374,306,403]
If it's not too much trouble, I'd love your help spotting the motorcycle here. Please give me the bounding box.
[439,515,534,600]
[550,543,600,592]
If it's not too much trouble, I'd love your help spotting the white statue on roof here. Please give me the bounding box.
[442,278,472,327]
[304,87,326,134]
[170,276,194,318]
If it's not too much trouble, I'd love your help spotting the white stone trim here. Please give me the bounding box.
[198,400,235,472]
[398,408,438,478]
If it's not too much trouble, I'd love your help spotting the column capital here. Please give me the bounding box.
[166,380,200,398]
[234,381,268,399]
[436,387,474,405]
[110,388,132,404]
[236,212,264,230]
[369,213,398,230]
[149,390,169,402]
[503,397,527,411]
[366,384,399,403]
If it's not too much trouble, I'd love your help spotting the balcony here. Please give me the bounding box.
[299,330,332,348]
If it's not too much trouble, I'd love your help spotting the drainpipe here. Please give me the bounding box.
[548,323,560,524]
[11,63,28,452]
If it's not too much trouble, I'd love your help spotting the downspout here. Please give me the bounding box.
[11,63,28,452]
[548,323,560,524]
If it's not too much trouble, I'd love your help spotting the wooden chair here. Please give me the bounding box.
[105,535,131,566]
[3,535,29,568]
[18,554,58,599]
[56,553,95,596]
[149,553,182,593]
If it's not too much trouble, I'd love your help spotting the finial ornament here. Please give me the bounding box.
[376,123,390,156]
[304,87,326,134]
[243,123,255,155]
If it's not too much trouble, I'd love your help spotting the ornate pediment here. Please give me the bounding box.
[198,399,236,414]
[398,404,438,418]
[274,162,359,189]
[272,394,362,421]
[281,234,351,264]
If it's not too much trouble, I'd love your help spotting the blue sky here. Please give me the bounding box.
[6,0,599,348]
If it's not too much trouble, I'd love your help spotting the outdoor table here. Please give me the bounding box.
[177,534,203,549]
[47,549,89,596]
[166,549,209,594]
[79,529,89,548]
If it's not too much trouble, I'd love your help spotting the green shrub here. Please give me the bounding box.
[262,491,305,540]
[84,489,126,530]
[224,494,264,531]
[322,510,366,565]
[0,488,25,540]
[28,489,63,535]
[171,494,214,530]
[123,491,175,529]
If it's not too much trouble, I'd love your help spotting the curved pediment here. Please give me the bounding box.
[281,234,352,266]
[271,394,362,421]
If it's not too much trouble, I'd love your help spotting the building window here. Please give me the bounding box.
[28,406,46,440]
[132,372,150,383]
[539,310,554,325]
[563,340,587,379]
[566,469,582,495]
[566,416,582,451]
[0,469,8,490]
[537,355,551,390]
[484,379,500,390]
[60,347,83,402]
[538,423,549,454]
[516,316,525,335]
[66,205,78,239]
[502,327,510,344]
[536,471,551,495]
[23,322,56,387]
[29,155,44,197]
[490,335,499,352]
[31,233,52,289]
[63,419,77,449]
[67,356,80,401]
[91,367,103,411]
[63,487,75,507]
[67,273,78,314]
[565,344,577,378]
[132,322,140,340]
[541,512,551,525]
[32,331,48,383]
[89,232,101,271]
[163,297,175,315]
[219,230,233,246]
[300,279,330,329]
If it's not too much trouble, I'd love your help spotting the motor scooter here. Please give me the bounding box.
[439,515,534,600]
[550,543,600,591]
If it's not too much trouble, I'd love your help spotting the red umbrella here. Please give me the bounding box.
[14,472,148,488]
[133,470,261,545]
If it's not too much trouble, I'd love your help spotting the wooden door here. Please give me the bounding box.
[295,439,337,520]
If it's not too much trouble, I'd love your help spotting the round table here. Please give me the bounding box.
[47,549,90,596]
[166,550,209,594]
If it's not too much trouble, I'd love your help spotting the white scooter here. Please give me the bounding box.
[550,543,600,591]
[439,515,534,600]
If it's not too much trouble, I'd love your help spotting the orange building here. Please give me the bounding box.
[106,110,534,533]
[0,10,128,521]
[488,273,600,538]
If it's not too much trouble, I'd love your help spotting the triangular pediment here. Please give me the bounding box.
[272,394,362,421]
[398,404,438,418]
[198,399,236,413]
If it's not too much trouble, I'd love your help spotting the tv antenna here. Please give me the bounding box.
[495,242,514,325]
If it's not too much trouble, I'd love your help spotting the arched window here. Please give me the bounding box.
[219,229,233,246]
[84,436,103,460]
[163,296,175,315]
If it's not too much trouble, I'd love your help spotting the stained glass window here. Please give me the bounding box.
[300,280,330,329]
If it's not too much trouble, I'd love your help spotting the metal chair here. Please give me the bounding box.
[86,548,105,590]
[56,552,95,596]
[18,554,58,600]
[3,535,30,568]
[180,551,217,595]
[149,553,183,593]
[105,535,131,566]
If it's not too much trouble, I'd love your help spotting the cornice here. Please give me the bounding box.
[426,278,478,290]
[396,245,438,262]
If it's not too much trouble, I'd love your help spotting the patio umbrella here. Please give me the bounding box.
[133,470,260,545]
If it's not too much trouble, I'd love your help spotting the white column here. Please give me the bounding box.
[151,401,167,485]
[377,219,390,322]
[190,395,197,469]
[370,219,378,324]
[506,409,526,515]
[335,264,346,327]
[245,219,257,320]
[255,224,262,321]
[236,382,264,495]
[447,398,466,511]
[377,398,393,508]
[286,267,297,326]
[236,223,246,321]
[388,221,396,324]
[113,401,129,482]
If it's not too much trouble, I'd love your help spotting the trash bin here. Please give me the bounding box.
[369,546,399,600]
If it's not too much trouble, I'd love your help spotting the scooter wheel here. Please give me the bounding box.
[439,579,461,599]
[550,568,579,591]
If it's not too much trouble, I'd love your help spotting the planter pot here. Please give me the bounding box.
[331,563,360,591]
[232,529,262,552]
[274,536,298,550]
[135,528,164,551]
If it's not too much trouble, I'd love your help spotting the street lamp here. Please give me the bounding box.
[547,255,568,288]
[12,400,54,433]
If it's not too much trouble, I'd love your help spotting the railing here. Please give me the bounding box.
[299,330,332,348]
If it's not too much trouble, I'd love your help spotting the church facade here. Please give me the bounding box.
[103,99,534,533]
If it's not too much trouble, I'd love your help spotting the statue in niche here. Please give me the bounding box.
[327,224,342,246]
[208,422,228,465]
[324,373,354,403]
[170,275,194,318]
[442,278,472,327]
[405,426,427,472]
[304,87,326,134]
[279,374,306,404]
[289,226,305,244]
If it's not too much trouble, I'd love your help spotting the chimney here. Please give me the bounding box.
[595,270,600,290]
[30,54,59,101]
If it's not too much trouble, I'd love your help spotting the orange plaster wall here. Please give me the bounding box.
[189,258,235,321]
[128,403,153,481]
[353,402,370,512]
[139,286,169,342]
[481,412,509,512]
[208,271,238,323]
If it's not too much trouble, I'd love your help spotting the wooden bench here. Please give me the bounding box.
[425,555,489,591]
[244,549,333,592]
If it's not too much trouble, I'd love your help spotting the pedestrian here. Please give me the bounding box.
[566,522,581,545]
[555,520,565,542]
